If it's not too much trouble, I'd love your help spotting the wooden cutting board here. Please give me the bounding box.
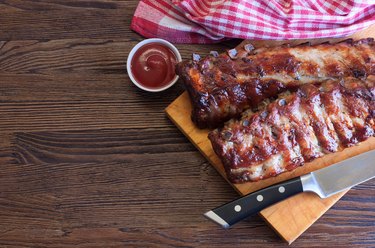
[165,26,375,244]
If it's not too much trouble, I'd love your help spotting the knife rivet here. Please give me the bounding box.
[278,186,285,193]
[234,205,241,212]
[256,195,263,202]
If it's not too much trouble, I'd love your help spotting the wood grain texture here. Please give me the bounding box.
[0,1,373,247]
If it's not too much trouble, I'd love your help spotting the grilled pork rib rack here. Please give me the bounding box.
[208,79,374,183]
[176,38,375,129]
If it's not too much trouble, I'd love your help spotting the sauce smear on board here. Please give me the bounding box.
[131,43,177,89]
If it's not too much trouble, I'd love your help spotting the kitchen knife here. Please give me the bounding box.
[204,150,375,228]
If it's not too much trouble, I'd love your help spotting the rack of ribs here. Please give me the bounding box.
[208,78,374,183]
[176,38,375,128]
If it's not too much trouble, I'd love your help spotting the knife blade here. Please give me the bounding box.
[204,150,375,228]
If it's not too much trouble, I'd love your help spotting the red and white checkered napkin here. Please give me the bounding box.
[131,0,375,43]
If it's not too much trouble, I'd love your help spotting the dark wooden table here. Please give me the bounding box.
[0,1,374,247]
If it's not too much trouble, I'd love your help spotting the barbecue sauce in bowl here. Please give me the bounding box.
[130,43,177,90]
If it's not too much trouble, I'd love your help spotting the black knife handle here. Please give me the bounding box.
[209,177,303,228]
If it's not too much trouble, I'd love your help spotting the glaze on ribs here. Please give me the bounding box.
[208,79,375,183]
[176,38,375,128]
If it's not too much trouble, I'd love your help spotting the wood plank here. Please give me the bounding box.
[0,1,137,40]
[0,128,373,247]
[0,39,227,74]
[6,128,197,165]
[0,129,373,247]
[0,38,231,132]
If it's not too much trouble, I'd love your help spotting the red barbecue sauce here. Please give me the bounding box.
[131,43,177,89]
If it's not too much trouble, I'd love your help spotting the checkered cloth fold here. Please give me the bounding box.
[131,0,375,43]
